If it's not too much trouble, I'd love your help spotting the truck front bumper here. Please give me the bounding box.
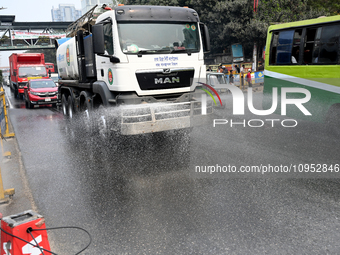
[119,100,212,135]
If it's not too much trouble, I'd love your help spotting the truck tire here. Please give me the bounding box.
[67,96,74,118]
[61,94,68,116]
[14,88,18,98]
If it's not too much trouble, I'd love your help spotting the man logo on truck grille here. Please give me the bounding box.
[108,68,113,85]
[163,69,171,74]
[66,45,70,66]
[155,77,180,84]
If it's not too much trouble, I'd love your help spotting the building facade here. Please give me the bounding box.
[51,4,82,22]
[81,0,109,15]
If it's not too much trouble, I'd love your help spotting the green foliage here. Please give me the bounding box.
[256,0,329,24]
[243,0,329,58]
[308,0,340,15]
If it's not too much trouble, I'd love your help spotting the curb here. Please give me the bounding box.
[0,97,36,217]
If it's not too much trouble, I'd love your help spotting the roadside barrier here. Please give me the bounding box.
[0,86,15,140]
[0,210,92,254]
[0,86,15,203]
[229,71,264,88]
[1,210,51,255]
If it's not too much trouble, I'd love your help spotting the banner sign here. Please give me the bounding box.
[231,44,244,62]
[255,71,264,84]
[11,31,66,40]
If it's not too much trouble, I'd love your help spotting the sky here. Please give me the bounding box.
[0,0,82,22]
[0,0,82,67]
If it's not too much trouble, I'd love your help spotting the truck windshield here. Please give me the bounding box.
[117,23,200,54]
[19,66,47,77]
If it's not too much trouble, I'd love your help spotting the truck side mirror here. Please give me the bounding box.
[200,23,211,53]
[92,23,120,63]
[92,24,105,55]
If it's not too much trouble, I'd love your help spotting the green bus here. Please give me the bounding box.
[263,15,340,123]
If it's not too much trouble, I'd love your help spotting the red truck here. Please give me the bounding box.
[9,53,48,99]
[45,62,55,74]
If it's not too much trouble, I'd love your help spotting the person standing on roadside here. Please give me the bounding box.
[229,69,234,85]
[240,64,245,88]
[234,64,240,73]
[240,64,245,74]
[246,69,252,87]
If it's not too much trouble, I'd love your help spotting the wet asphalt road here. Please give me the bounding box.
[4,85,340,254]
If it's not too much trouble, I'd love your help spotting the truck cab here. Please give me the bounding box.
[9,53,48,99]
[57,5,211,135]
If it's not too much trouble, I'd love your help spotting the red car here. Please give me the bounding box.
[24,79,58,109]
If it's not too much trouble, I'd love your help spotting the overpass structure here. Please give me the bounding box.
[0,15,71,51]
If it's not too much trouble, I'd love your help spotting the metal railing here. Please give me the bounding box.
[0,86,15,203]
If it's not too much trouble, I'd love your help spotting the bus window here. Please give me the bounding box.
[318,24,340,64]
[269,32,279,65]
[303,28,317,64]
[312,27,322,63]
[292,29,302,63]
[276,30,294,64]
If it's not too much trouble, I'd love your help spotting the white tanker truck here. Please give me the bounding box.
[56,4,211,135]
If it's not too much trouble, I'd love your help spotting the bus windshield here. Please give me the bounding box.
[117,22,200,54]
[19,66,47,77]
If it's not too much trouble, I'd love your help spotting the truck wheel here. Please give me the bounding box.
[67,96,74,118]
[14,89,18,98]
[61,94,68,116]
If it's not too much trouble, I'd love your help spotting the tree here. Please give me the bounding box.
[247,0,329,60]
[308,0,340,15]
[255,0,329,24]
